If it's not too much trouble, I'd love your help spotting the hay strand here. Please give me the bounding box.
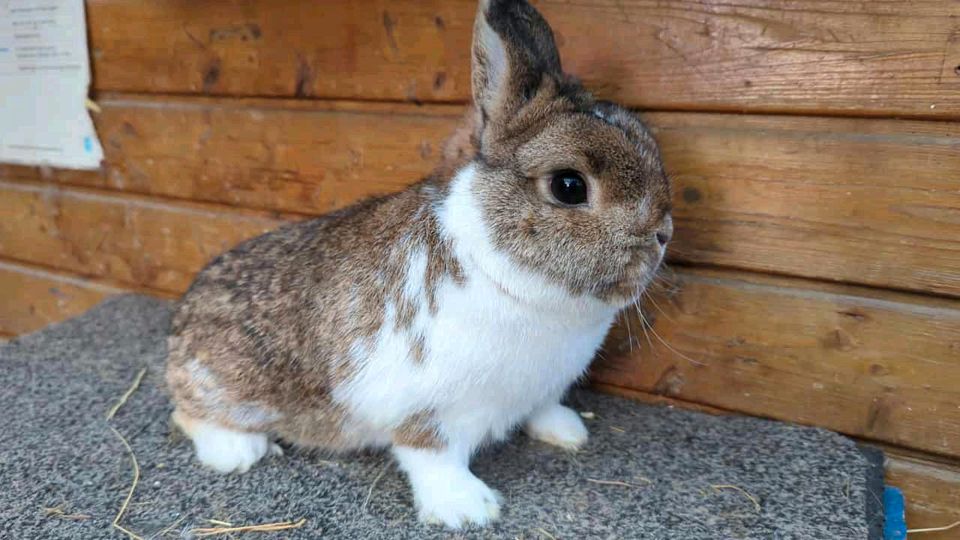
[907,519,960,534]
[710,484,761,512]
[106,368,147,420]
[151,515,187,538]
[535,527,557,540]
[43,507,91,520]
[108,425,144,540]
[189,518,307,537]
[361,464,390,513]
[585,478,650,488]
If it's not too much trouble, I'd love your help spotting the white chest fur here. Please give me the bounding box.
[335,165,618,447]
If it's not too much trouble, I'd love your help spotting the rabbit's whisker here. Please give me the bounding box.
[634,300,706,367]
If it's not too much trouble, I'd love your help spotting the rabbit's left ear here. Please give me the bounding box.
[471,0,563,128]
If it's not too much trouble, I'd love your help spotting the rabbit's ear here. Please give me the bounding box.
[472,0,563,127]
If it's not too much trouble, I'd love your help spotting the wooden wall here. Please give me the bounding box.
[1,1,958,533]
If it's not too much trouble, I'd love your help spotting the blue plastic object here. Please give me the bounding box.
[884,486,907,540]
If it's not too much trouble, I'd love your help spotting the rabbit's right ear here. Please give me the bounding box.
[472,0,563,132]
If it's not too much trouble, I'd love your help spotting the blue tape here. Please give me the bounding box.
[884,486,907,540]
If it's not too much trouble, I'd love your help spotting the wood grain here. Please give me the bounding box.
[4,96,958,296]
[0,260,128,336]
[591,268,960,458]
[0,179,282,293]
[886,455,960,539]
[656,113,960,297]
[0,96,463,214]
[85,0,960,117]
[0,96,460,216]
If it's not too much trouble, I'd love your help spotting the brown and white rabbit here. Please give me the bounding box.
[166,0,672,528]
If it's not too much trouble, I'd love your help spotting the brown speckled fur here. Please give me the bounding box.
[166,0,670,454]
[167,183,463,449]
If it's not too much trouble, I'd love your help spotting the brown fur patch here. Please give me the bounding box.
[409,334,427,365]
[166,171,467,451]
[393,410,443,449]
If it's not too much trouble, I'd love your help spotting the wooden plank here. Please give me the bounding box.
[0,96,460,216]
[591,268,960,457]
[0,96,454,214]
[654,113,960,298]
[4,96,959,296]
[886,455,960,539]
[0,180,282,293]
[86,0,960,117]
[593,385,960,538]
[0,260,129,336]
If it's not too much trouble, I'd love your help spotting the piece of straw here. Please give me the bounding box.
[106,368,147,420]
[710,484,761,512]
[907,519,960,534]
[43,507,91,520]
[151,515,187,538]
[585,478,650,488]
[189,518,307,537]
[361,464,390,513]
[85,98,102,114]
[535,527,557,540]
[108,426,144,540]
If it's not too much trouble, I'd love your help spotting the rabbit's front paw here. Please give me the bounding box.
[394,446,502,528]
[524,403,588,450]
[414,468,501,528]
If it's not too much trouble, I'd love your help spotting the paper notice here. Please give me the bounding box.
[0,0,103,169]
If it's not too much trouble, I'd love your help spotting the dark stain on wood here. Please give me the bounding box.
[735,356,759,366]
[682,187,702,203]
[202,58,222,92]
[838,309,868,322]
[726,336,746,348]
[869,364,889,377]
[382,11,399,53]
[295,56,313,98]
[121,121,138,137]
[209,24,261,42]
[433,71,446,90]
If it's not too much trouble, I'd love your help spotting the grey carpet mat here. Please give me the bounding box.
[1,295,882,539]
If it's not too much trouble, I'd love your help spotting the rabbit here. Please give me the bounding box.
[166,0,672,529]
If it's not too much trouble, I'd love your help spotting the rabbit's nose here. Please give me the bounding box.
[655,214,673,247]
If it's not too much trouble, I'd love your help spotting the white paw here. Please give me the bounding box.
[190,421,276,474]
[524,403,589,450]
[413,468,502,528]
[393,446,501,529]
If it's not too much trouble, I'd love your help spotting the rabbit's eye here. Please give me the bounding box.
[549,170,588,206]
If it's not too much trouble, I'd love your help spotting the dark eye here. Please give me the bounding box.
[549,170,588,206]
